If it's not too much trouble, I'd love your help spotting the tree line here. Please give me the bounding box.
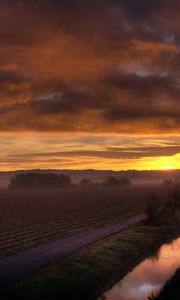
[9,173,132,189]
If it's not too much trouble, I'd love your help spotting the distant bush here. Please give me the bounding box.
[9,173,72,189]
[120,177,132,187]
[163,187,180,216]
[162,179,173,188]
[79,178,96,188]
[147,185,180,224]
[146,193,162,225]
[172,188,180,209]
[100,176,132,188]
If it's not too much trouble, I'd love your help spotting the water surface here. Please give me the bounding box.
[98,237,180,300]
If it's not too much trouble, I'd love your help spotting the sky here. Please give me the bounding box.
[0,0,180,171]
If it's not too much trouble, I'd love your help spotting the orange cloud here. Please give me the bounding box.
[0,1,180,170]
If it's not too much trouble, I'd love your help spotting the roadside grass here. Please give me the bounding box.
[1,212,180,300]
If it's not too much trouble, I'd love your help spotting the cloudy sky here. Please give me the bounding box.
[0,0,180,170]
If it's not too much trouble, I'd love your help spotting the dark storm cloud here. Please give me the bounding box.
[106,107,180,122]
[103,71,179,98]
[0,70,28,85]
[0,0,176,46]
[0,0,109,45]
[0,0,179,134]
[31,78,69,98]
[0,69,180,133]
[120,0,163,19]
[30,71,180,124]
[31,91,92,114]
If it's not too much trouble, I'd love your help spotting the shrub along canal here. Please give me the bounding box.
[98,237,180,300]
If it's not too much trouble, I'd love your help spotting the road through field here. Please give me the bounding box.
[0,213,146,289]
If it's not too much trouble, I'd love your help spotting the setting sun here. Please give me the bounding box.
[163,166,174,170]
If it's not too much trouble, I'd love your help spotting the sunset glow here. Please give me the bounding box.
[163,166,174,171]
[0,1,180,171]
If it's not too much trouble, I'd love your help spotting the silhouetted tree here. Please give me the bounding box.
[163,179,173,188]
[79,178,95,188]
[9,173,72,188]
[146,193,161,224]
[100,176,132,188]
[164,187,179,216]
[120,177,132,187]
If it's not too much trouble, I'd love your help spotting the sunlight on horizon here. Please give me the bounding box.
[163,166,174,170]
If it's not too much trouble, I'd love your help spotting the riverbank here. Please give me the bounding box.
[152,268,180,300]
[1,213,180,300]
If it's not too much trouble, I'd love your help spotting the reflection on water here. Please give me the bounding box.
[98,237,180,300]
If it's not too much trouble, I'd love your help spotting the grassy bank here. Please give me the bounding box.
[1,212,180,300]
[152,268,180,300]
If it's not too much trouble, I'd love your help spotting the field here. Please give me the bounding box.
[0,184,166,256]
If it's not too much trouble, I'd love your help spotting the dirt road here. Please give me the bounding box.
[0,213,146,289]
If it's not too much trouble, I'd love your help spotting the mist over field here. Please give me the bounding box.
[0,174,11,189]
[0,169,179,190]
